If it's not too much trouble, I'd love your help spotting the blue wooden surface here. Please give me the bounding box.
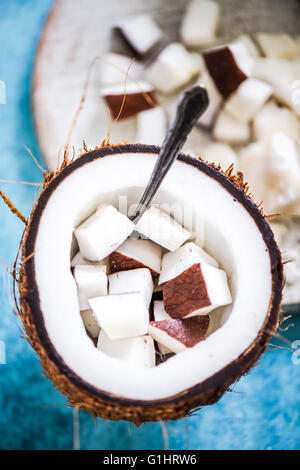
[0,0,299,450]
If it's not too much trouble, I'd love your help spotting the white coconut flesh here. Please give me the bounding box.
[33,151,273,401]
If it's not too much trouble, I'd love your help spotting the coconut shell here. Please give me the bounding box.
[18,144,283,425]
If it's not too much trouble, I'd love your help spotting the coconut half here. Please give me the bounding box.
[19,144,283,424]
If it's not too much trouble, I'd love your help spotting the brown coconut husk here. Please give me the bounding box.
[10,144,283,425]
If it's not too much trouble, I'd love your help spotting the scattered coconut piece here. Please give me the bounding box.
[253,57,300,116]
[231,34,260,58]
[255,33,300,61]
[204,43,254,98]
[153,300,172,355]
[163,262,232,319]
[224,78,273,123]
[98,52,143,85]
[239,133,300,213]
[89,292,149,340]
[98,330,155,368]
[74,204,135,262]
[197,68,223,128]
[81,309,100,339]
[101,81,157,120]
[149,315,210,354]
[145,42,201,94]
[213,109,250,143]
[159,241,218,285]
[135,206,192,252]
[180,0,220,47]
[109,268,153,308]
[109,238,162,280]
[136,106,167,145]
[253,101,299,142]
[202,142,238,169]
[115,15,163,57]
[73,265,107,310]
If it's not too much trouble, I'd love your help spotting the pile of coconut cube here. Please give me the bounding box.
[98,0,300,218]
[72,203,232,369]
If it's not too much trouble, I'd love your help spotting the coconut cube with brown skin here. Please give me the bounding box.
[109,238,162,280]
[101,81,157,120]
[204,43,254,98]
[163,263,232,319]
[149,315,210,354]
[159,241,218,285]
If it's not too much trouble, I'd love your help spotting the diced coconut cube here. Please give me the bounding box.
[136,106,167,145]
[239,133,300,213]
[73,265,107,310]
[202,142,238,169]
[149,315,210,353]
[153,300,172,355]
[213,110,250,143]
[98,330,155,368]
[109,268,153,308]
[253,57,300,116]
[204,43,255,98]
[145,43,201,94]
[115,15,163,57]
[231,34,260,58]
[109,238,162,279]
[98,52,143,85]
[81,309,100,338]
[153,300,171,321]
[101,81,157,119]
[135,206,192,252]
[197,68,223,128]
[159,241,218,285]
[255,33,300,60]
[180,0,220,47]
[253,101,299,142]
[71,251,109,270]
[74,205,135,261]
[224,78,273,123]
[89,292,149,340]
[163,262,232,319]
